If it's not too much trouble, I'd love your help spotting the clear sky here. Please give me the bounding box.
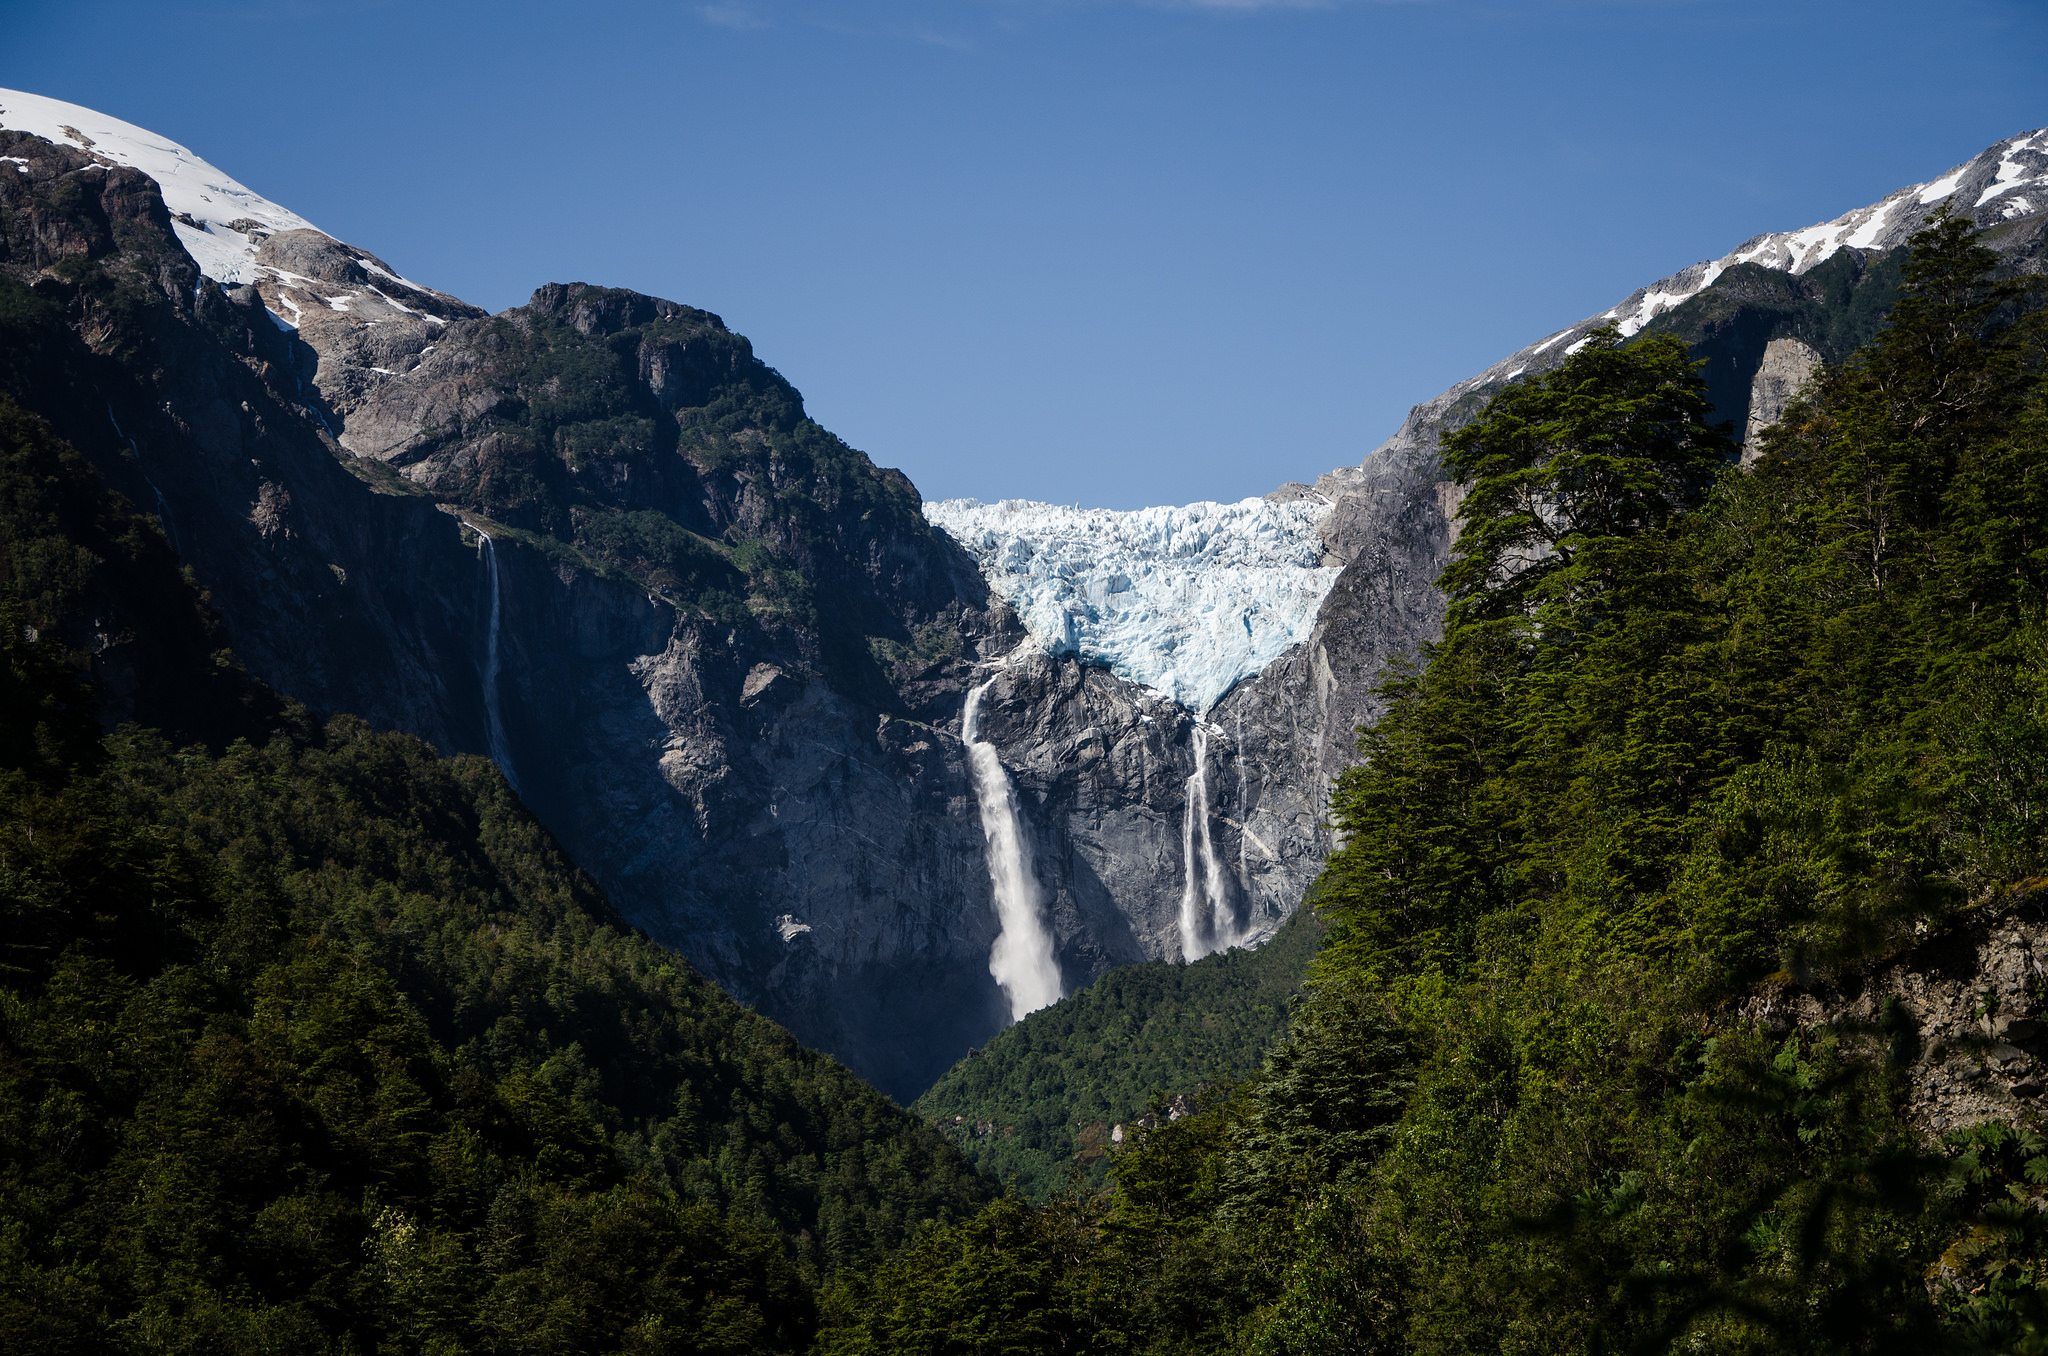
[5,1,2044,508]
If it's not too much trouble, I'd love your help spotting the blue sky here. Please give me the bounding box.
[6,1,2045,507]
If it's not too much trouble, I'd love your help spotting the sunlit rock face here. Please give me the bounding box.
[925,494,1360,974]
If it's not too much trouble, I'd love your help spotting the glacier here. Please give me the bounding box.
[927,495,1342,713]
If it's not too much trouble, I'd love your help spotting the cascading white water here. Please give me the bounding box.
[1235,710,1252,893]
[1177,726,1204,962]
[962,670,1063,1022]
[475,530,518,792]
[1178,722,1240,961]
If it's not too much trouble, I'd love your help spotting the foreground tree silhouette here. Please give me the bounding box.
[1438,326,1731,633]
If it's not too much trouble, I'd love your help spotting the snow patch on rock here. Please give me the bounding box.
[0,87,433,298]
[1429,126,2048,404]
[929,496,1341,713]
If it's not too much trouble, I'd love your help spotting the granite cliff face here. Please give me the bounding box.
[5,88,2046,1098]
[0,101,1015,1096]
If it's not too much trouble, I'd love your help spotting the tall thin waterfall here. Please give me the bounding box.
[476,530,518,793]
[1234,710,1250,890]
[1178,723,1239,961]
[963,669,1063,1022]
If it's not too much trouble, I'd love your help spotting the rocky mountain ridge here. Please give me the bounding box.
[0,90,1261,1097]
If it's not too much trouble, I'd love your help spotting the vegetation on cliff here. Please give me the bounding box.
[0,398,987,1354]
[409,285,964,687]
[822,216,2048,1354]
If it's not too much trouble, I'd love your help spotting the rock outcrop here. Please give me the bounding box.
[1741,336,1826,462]
[1743,894,2048,1138]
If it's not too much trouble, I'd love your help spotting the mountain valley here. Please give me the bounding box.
[9,92,2040,1104]
[8,77,2048,1351]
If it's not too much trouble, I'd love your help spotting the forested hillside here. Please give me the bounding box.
[820,216,2048,1355]
[0,398,987,1355]
[915,910,1320,1197]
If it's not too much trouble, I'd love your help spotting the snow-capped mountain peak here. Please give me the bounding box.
[0,88,462,336]
[0,87,329,286]
[1708,136,2041,283]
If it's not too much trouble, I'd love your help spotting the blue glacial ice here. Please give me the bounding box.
[926,495,1342,713]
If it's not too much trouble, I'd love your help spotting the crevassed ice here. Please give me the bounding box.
[928,496,1342,713]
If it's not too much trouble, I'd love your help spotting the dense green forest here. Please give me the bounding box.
[0,397,987,1354]
[915,910,1320,1198]
[822,217,2048,1354]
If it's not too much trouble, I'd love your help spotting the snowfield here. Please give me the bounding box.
[928,496,1342,712]
[0,87,435,301]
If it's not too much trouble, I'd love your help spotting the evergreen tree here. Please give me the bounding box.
[1437,326,1731,633]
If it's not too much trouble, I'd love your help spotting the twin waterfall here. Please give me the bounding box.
[475,531,518,793]
[1178,722,1243,961]
[962,671,1065,1023]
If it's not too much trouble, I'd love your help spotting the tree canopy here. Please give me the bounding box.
[1438,325,1731,630]
[0,398,989,1355]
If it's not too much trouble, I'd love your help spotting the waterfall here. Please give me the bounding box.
[963,668,1063,1022]
[1178,727,1204,961]
[1178,722,1240,961]
[1235,710,1250,892]
[475,530,518,793]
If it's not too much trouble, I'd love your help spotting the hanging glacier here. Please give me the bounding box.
[926,494,1344,713]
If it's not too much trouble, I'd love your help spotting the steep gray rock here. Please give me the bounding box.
[1742,893,2048,1138]
[1743,336,1824,462]
[0,117,1017,1098]
[958,651,1187,966]
[248,227,483,420]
